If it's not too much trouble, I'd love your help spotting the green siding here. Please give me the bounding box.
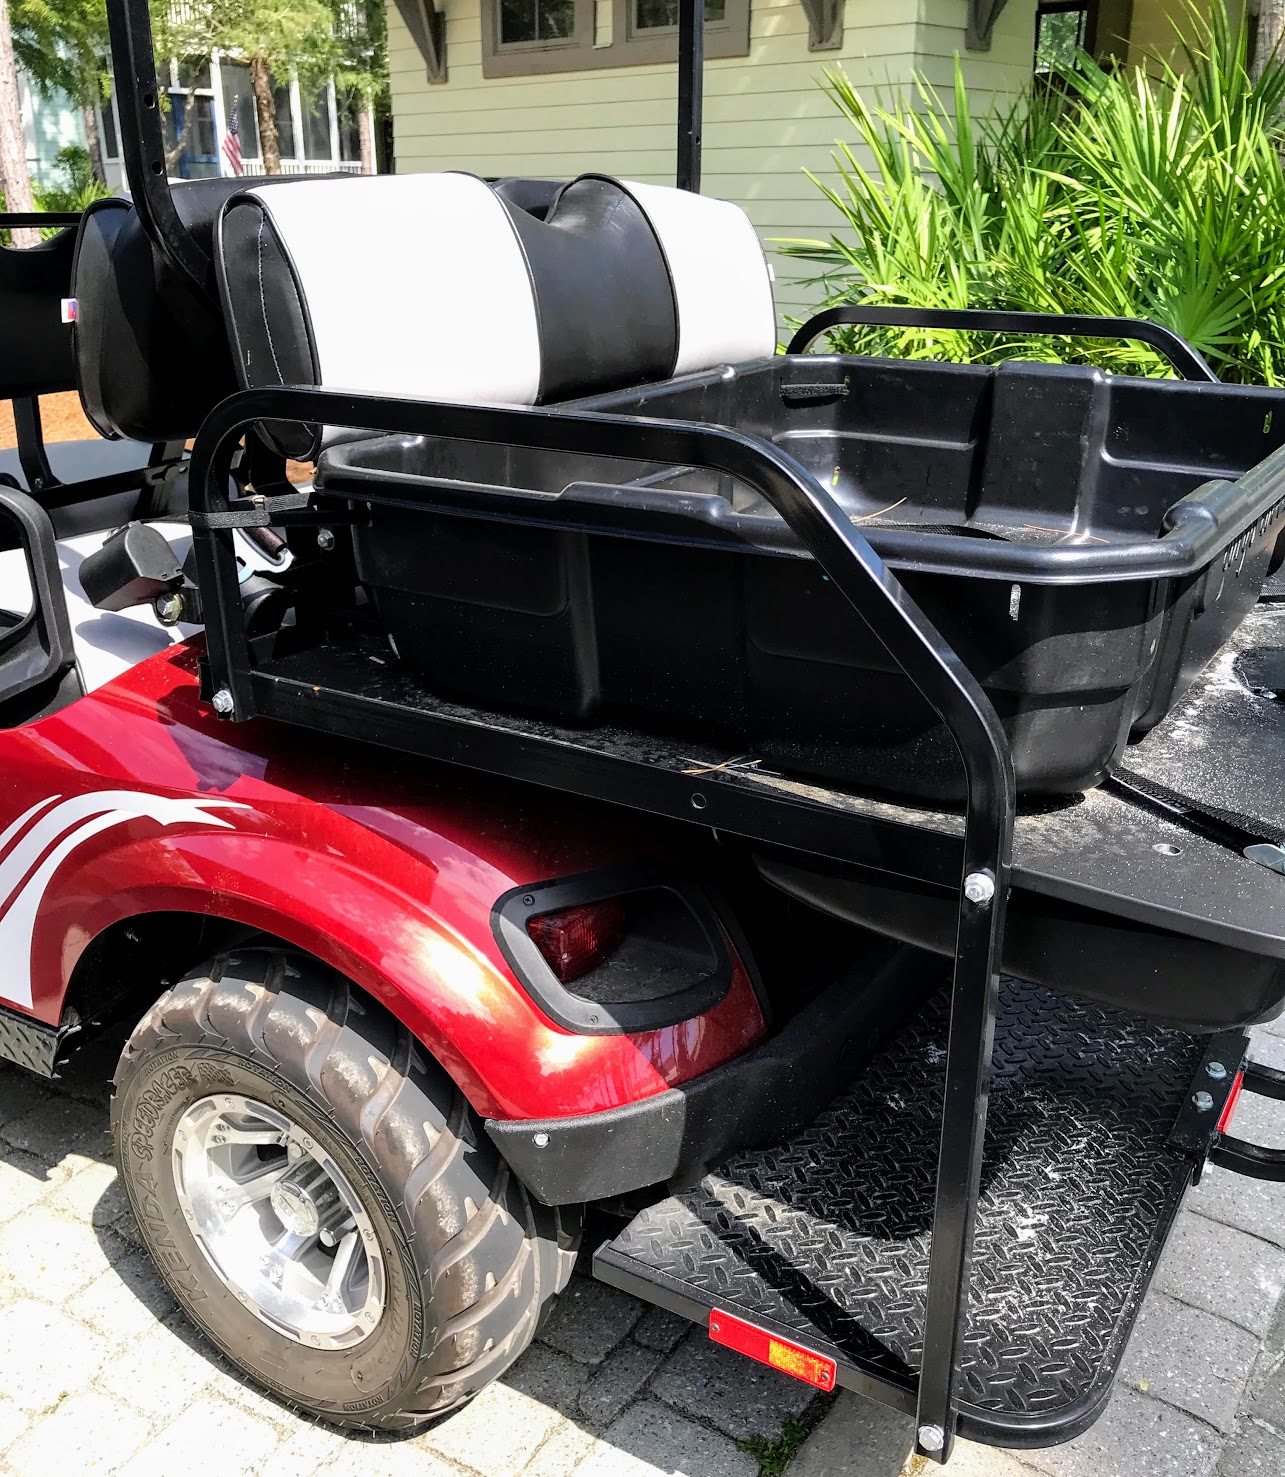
[389,0,1037,322]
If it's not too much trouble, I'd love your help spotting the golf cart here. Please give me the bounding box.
[2,0,1285,1462]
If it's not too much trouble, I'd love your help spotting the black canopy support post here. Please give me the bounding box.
[106,0,211,293]
[12,398,59,495]
[677,0,704,192]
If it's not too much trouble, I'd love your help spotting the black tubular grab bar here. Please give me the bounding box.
[787,304,1220,383]
[190,386,1016,1463]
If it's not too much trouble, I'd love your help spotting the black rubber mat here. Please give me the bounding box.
[596,979,1206,1445]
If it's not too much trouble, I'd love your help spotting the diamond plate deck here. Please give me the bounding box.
[0,1004,60,1076]
[595,979,1207,1447]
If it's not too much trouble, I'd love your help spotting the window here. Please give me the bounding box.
[499,0,578,44]
[337,89,363,163]
[99,87,120,161]
[1033,0,1130,73]
[481,0,748,77]
[163,67,220,179]
[220,61,262,158]
[302,86,334,161]
[1034,0,1089,73]
[274,84,297,160]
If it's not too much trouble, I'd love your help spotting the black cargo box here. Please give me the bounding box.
[315,355,1285,802]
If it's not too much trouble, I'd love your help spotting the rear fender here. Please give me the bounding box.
[29,825,765,1120]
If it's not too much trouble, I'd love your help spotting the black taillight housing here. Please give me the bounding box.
[492,864,733,1034]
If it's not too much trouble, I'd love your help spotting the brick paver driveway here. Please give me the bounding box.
[2,1018,1284,1477]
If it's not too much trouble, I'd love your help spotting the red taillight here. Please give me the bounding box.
[526,899,627,983]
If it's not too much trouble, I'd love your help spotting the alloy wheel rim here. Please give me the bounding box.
[171,1093,385,1349]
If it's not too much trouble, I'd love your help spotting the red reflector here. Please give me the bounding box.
[1218,1071,1246,1134]
[526,899,627,983]
[708,1309,836,1391]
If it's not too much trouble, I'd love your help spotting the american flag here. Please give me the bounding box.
[222,104,244,176]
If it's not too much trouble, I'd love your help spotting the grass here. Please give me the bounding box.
[739,1392,838,1476]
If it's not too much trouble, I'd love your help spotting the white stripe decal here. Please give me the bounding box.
[0,791,246,1011]
[0,796,62,860]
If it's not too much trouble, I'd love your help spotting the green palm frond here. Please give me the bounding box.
[778,0,1285,382]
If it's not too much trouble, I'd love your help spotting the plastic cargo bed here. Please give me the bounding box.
[318,355,1285,802]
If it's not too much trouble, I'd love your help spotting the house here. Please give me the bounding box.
[385,0,1248,316]
[17,72,87,190]
[19,56,375,191]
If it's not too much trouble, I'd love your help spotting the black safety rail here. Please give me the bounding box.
[189,383,1015,1462]
[788,304,1220,383]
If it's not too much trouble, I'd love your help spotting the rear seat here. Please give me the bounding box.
[43,170,775,695]
[213,171,777,455]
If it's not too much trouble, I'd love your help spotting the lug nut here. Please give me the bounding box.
[963,872,995,904]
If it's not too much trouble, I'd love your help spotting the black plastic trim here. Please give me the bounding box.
[0,488,78,714]
[491,862,731,1034]
[485,943,938,1203]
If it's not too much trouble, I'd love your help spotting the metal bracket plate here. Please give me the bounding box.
[0,1005,70,1077]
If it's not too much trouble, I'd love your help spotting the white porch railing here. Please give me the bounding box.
[278,160,363,175]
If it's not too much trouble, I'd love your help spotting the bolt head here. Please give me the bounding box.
[918,1424,946,1454]
[963,871,995,904]
[316,528,336,551]
[154,592,184,625]
[1192,1090,1215,1113]
[533,1132,550,1148]
[1205,1061,1228,1082]
[211,688,235,715]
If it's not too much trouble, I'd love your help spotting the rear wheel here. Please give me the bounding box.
[111,948,579,1431]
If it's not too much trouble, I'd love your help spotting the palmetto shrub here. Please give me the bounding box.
[779,5,1285,383]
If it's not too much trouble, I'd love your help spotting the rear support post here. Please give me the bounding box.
[13,397,58,494]
[677,0,704,192]
[914,860,1008,1461]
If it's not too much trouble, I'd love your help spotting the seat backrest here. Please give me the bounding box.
[71,179,245,443]
[214,172,776,455]
[70,175,351,445]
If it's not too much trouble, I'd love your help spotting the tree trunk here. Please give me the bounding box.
[0,0,39,247]
[164,85,199,173]
[82,104,105,183]
[250,58,281,174]
[1254,0,1285,80]
[359,103,375,175]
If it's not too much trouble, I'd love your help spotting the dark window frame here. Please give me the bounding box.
[1033,0,1132,73]
[480,0,749,78]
